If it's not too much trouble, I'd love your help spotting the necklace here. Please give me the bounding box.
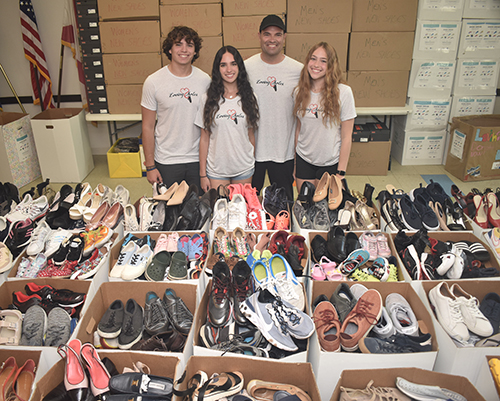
[225,92,237,99]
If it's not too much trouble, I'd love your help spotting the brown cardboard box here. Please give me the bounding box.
[285,33,348,70]
[239,48,261,59]
[351,0,418,32]
[160,4,222,37]
[348,32,414,71]
[160,0,220,4]
[97,0,159,20]
[222,0,285,16]
[103,53,161,84]
[330,368,485,401]
[32,352,180,401]
[347,70,409,107]
[222,15,272,48]
[106,84,142,114]
[100,21,160,53]
[445,115,500,182]
[346,141,391,176]
[161,36,222,74]
[287,0,353,33]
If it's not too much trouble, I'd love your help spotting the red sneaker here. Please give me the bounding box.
[243,183,261,210]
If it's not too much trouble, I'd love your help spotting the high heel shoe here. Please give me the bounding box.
[83,184,107,223]
[69,183,92,220]
[8,359,35,401]
[57,339,89,401]
[487,192,500,227]
[80,343,110,397]
[0,356,17,401]
[363,183,375,207]
[430,200,449,231]
[473,194,489,229]
[355,200,379,230]
[451,184,467,210]
[85,201,110,231]
[328,175,343,210]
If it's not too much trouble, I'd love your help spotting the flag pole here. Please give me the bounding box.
[0,63,27,113]
[34,67,44,112]
[57,44,64,108]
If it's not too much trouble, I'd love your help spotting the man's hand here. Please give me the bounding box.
[147,169,162,185]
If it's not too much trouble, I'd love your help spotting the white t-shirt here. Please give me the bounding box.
[245,54,303,163]
[141,65,210,165]
[296,84,357,167]
[195,94,255,178]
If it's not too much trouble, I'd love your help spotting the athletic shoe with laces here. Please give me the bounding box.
[228,194,247,231]
[118,298,144,349]
[139,197,155,231]
[310,199,330,231]
[387,264,399,282]
[210,337,269,358]
[232,260,254,326]
[98,300,124,338]
[25,282,86,307]
[199,321,236,347]
[262,183,279,216]
[368,257,390,281]
[124,204,140,231]
[154,233,169,254]
[313,300,341,352]
[24,253,47,278]
[399,195,422,230]
[360,231,378,261]
[329,283,357,323]
[44,228,72,258]
[26,195,49,222]
[246,208,265,230]
[19,305,47,346]
[360,332,432,354]
[212,198,229,229]
[110,241,138,278]
[396,377,467,401]
[413,193,439,231]
[375,233,391,258]
[214,227,233,258]
[4,218,34,257]
[93,225,113,249]
[144,291,171,336]
[209,262,232,327]
[350,269,380,282]
[339,249,370,276]
[5,194,33,222]
[44,307,71,347]
[121,244,153,281]
[242,183,261,210]
[163,288,193,335]
[372,306,396,339]
[386,293,419,336]
[268,254,305,311]
[292,200,313,229]
[26,221,51,256]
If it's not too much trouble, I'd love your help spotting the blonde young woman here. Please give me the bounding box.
[293,42,356,194]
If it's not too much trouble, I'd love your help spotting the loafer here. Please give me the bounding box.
[327,226,346,263]
[109,373,173,396]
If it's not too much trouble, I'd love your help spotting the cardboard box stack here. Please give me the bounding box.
[97,0,161,114]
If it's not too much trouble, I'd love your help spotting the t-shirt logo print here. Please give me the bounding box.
[309,104,319,118]
[267,76,277,92]
[180,87,192,103]
[228,109,238,124]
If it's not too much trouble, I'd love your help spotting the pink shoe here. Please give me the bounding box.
[154,233,168,254]
[319,256,343,281]
[80,342,111,397]
[166,232,179,252]
[228,184,244,200]
[243,183,262,210]
[58,339,89,399]
[311,263,326,280]
[360,231,378,261]
[376,233,392,258]
[275,211,289,230]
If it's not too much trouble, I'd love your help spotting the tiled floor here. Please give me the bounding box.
[20,155,500,204]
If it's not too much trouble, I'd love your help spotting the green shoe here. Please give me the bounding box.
[145,251,171,281]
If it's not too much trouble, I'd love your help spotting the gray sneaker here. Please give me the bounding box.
[330,283,357,323]
[118,298,144,349]
[45,307,71,347]
[311,199,330,231]
[292,201,313,229]
[144,291,171,336]
[162,288,193,335]
[167,251,188,280]
[20,305,47,346]
[97,299,124,338]
[396,377,467,401]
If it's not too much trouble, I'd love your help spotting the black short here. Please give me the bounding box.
[295,153,338,180]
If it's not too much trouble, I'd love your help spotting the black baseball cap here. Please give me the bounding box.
[259,15,286,32]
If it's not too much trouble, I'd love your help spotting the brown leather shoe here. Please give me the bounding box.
[167,181,189,206]
[131,335,168,352]
[340,289,382,352]
[313,172,329,203]
[314,300,341,352]
[328,175,343,210]
[165,329,186,352]
[101,201,124,229]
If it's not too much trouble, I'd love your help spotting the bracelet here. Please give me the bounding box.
[146,166,157,172]
[200,175,207,178]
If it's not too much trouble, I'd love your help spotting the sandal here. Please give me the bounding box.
[174,370,208,401]
[0,310,22,346]
[355,201,379,231]
[196,372,243,401]
[188,234,204,261]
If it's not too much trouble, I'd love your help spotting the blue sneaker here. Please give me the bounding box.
[177,234,190,257]
[339,249,370,276]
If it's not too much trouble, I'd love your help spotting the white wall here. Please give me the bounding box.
[0,0,141,154]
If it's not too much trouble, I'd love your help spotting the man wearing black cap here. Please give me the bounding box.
[245,15,303,202]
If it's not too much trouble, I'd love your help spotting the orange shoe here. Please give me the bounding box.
[93,226,113,249]
[228,184,244,200]
[265,213,275,230]
[242,183,261,210]
[275,210,289,230]
[80,231,96,257]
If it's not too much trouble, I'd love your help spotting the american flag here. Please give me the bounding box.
[61,0,87,109]
[20,0,54,110]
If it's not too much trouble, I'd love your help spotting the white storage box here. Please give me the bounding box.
[31,108,94,183]
[391,126,447,166]
[413,20,461,60]
[463,0,500,19]
[407,59,456,98]
[449,95,496,120]
[417,0,465,21]
[402,98,452,130]
[458,20,500,59]
[452,59,500,96]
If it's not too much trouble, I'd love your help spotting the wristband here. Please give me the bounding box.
[146,166,157,172]
[200,175,207,178]
[337,170,346,176]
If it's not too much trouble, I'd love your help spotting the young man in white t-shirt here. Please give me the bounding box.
[245,15,303,201]
[141,26,211,189]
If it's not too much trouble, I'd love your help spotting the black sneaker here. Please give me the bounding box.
[360,332,432,354]
[51,235,72,265]
[262,183,279,216]
[144,291,172,336]
[12,291,42,313]
[425,179,449,207]
[326,226,346,264]
[199,320,236,348]
[381,198,406,231]
[25,282,86,308]
[400,244,421,278]
[399,195,422,230]
[413,194,439,231]
[232,260,254,326]
[118,298,144,349]
[162,288,193,335]
[208,262,232,328]
[66,234,85,263]
[97,300,125,339]
[4,219,34,257]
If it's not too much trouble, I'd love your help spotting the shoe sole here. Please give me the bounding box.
[118,331,144,349]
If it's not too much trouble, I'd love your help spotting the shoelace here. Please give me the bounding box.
[448,299,465,323]
[149,300,167,325]
[233,278,251,303]
[272,296,301,332]
[122,316,136,336]
[391,304,413,327]
[103,311,117,329]
[462,297,484,318]
[212,276,230,304]
[350,298,379,325]
[273,274,299,302]
[314,309,338,330]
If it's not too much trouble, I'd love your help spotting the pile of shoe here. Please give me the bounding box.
[0,357,36,401]
[455,186,500,229]
[294,179,378,231]
[340,377,467,401]
[429,282,500,347]
[313,283,432,354]
[96,288,192,352]
[176,370,311,401]
[378,181,466,232]
[394,229,499,280]
[310,228,398,282]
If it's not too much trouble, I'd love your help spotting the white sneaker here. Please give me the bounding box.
[447,248,464,279]
[121,244,153,281]
[350,283,368,300]
[110,241,138,278]
[228,194,247,231]
[139,198,155,231]
[268,253,305,311]
[428,282,469,342]
[113,185,130,206]
[450,283,493,337]
[124,204,140,232]
[26,195,49,221]
[44,228,72,258]
[26,221,51,256]
[5,194,32,222]
[435,243,456,276]
[385,293,419,336]
[0,243,13,274]
[373,306,396,339]
[212,198,228,230]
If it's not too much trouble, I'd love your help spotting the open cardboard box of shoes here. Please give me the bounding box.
[310,281,438,401]
[74,281,198,367]
[193,279,310,362]
[0,279,93,348]
[178,355,321,401]
[31,350,181,401]
[391,231,500,283]
[419,279,500,388]
[330,367,485,401]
